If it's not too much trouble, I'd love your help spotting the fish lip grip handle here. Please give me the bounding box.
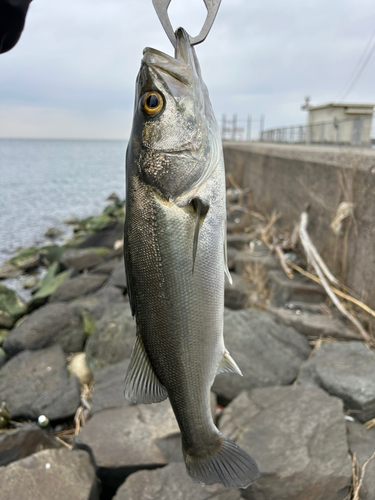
[152,0,222,49]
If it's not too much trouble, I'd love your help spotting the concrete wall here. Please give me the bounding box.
[223,142,375,308]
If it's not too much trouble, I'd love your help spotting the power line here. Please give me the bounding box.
[336,28,375,102]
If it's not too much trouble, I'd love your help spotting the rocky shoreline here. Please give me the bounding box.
[0,191,374,500]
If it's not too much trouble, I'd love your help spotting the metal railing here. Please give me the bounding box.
[261,117,374,147]
[220,114,265,142]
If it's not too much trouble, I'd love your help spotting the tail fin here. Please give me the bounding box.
[183,432,260,489]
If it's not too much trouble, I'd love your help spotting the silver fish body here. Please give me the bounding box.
[124,28,259,488]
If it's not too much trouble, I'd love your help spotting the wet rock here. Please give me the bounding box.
[60,249,104,271]
[212,308,311,403]
[91,360,130,415]
[79,214,113,233]
[29,265,71,310]
[297,341,375,422]
[346,420,375,500]
[0,285,27,329]
[74,400,179,493]
[39,244,66,264]
[23,276,39,290]
[79,220,123,248]
[0,345,80,420]
[0,329,8,345]
[71,285,124,321]
[0,423,61,467]
[85,302,135,372]
[225,272,249,310]
[3,302,85,356]
[269,303,361,340]
[64,216,80,225]
[0,448,99,500]
[268,270,326,305]
[8,247,40,270]
[44,227,64,238]
[68,353,93,387]
[219,386,352,500]
[89,259,119,276]
[114,462,241,500]
[108,261,126,290]
[0,262,22,279]
[0,402,11,428]
[0,347,6,368]
[50,273,107,303]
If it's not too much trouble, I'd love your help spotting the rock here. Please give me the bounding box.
[3,302,85,356]
[0,402,11,428]
[346,420,375,500]
[268,270,326,305]
[0,423,62,467]
[68,353,93,387]
[269,303,361,340]
[79,221,123,250]
[89,258,119,276]
[297,341,375,422]
[0,262,22,279]
[71,285,124,321]
[108,261,126,290]
[0,347,6,368]
[0,285,27,329]
[212,308,311,403]
[74,400,180,493]
[234,249,280,275]
[106,192,121,203]
[50,274,107,303]
[0,345,80,420]
[0,448,99,500]
[85,302,135,372]
[39,244,66,264]
[225,272,249,310]
[60,248,104,271]
[44,227,64,238]
[219,386,352,500]
[0,329,8,345]
[29,266,71,310]
[64,216,80,225]
[91,360,130,415]
[8,247,40,270]
[22,276,39,290]
[114,462,241,500]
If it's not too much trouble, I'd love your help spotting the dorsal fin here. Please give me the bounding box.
[124,334,168,404]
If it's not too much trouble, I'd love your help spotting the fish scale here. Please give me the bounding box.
[124,27,260,488]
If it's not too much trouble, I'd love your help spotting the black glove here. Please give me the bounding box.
[0,0,33,54]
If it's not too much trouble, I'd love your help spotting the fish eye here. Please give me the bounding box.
[142,91,163,116]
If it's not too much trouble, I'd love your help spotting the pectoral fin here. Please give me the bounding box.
[192,198,209,274]
[223,225,232,284]
[217,350,243,376]
[124,334,168,404]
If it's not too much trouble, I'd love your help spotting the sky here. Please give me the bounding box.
[0,0,374,139]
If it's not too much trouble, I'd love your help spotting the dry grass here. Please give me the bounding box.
[242,262,271,310]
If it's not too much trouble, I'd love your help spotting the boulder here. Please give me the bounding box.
[219,386,352,500]
[85,302,135,372]
[0,423,61,467]
[0,262,22,279]
[0,285,27,329]
[39,244,66,264]
[8,247,40,270]
[225,272,249,310]
[0,448,99,500]
[74,400,180,493]
[29,266,71,310]
[79,220,123,248]
[44,227,64,238]
[89,259,119,276]
[60,249,104,271]
[108,261,126,290]
[78,215,113,233]
[50,274,107,303]
[0,345,80,420]
[71,285,124,327]
[267,270,326,306]
[346,420,375,500]
[91,360,130,415]
[297,341,375,422]
[212,308,311,403]
[0,347,6,368]
[3,302,85,356]
[269,303,361,340]
[114,462,241,500]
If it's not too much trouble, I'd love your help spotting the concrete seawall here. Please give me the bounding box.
[223,142,375,308]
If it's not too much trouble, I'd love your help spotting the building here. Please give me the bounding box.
[302,100,374,146]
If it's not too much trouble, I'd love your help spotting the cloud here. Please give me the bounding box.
[0,0,374,138]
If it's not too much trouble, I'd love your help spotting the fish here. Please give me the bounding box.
[124,27,260,489]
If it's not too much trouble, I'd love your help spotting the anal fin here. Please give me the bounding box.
[124,334,168,404]
[217,350,242,376]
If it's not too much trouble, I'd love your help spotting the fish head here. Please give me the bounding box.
[128,28,220,202]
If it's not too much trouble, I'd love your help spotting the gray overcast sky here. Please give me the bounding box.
[0,0,374,139]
